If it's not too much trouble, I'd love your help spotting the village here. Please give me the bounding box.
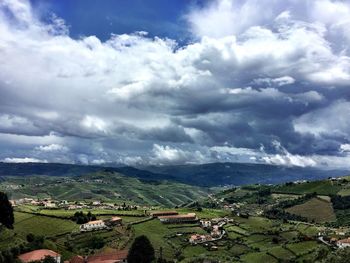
[5,175,350,263]
[9,197,142,211]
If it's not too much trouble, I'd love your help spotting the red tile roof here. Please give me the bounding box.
[158,213,196,219]
[18,249,60,263]
[69,255,85,263]
[338,238,350,244]
[150,211,178,216]
[87,250,128,263]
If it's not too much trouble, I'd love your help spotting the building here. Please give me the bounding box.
[18,249,61,263]
[150,211,178,218]
[44,202,56,208]
[211,225,221,238]
[158,213,197,224]
[66,251,128,263]
[87,250,128,263]
[105,216,123,227]
[200,220,212,228]
[337,238,350,248]
[65,255,84,263]
[189,234,212,244]
[80,220,107,231]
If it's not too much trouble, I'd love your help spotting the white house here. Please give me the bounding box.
[80,220,107,231]
[337,238,350,248]
[200,220,212,228]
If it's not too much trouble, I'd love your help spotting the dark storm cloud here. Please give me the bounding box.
[0,0,350,167]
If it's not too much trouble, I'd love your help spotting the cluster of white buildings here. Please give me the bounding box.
[79,216,122,232]
[10,198,59,208]
[189,218,228,245]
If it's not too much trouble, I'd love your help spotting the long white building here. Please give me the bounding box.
[80,220,107,231]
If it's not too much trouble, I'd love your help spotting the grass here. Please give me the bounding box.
[275,181,342,196]
[225,225,248,236]
[337,187,350,196]
[241,252,278,263]
[0,212,79,254]
[295,224,320,236]
[268,246,295,260]
[286,241,319,256]
[13,212,79,238]
[271,193,300,201]
[280,231,299,241]
[234,216,274,232]
[132,219,176,258]
[285,197,336,223]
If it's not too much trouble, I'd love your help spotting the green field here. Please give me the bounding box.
[275,180,342,195]
[13,212,79,237]
[285,197,336,223]
[241,252,278,263]
[3,174,345,262]
[0,207,328,262]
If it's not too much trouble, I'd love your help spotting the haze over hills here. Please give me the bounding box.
[0,162,349,187]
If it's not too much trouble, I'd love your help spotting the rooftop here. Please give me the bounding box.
[159,213,196,219]
[87,250,128,263]
[151,211,178,215]
[18,249,60,263]
[86,220,104,225]
[338,238,350,244]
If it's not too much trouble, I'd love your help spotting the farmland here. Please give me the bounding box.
[0,205,329,262]
[285,197,336,223]
[3,173,350,262]
[0,172,213,206]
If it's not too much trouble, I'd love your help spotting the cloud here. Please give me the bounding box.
[186,0,350,46]
[340,144,350,153]
[261,141,317,167]
[294,100,350,138]
[1,157,47,163]
[0,0,349,168]
[35,144,69,152]
[150,144,208,165]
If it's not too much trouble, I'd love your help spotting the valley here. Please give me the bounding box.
[1,163,350,262]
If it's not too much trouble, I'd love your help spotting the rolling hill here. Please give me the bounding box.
[0,171,212,206]
[0,162,349,187]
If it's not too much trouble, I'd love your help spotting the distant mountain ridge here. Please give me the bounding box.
[142,163,350,186]
[0,162,349,187]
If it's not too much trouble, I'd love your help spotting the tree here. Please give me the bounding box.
[42,255,57,263]
[127,235,155,263]
[0,192,14,229]
[320,247,350,263]
[88,235,105,249]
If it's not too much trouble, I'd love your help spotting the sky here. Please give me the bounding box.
[0,0,350,168]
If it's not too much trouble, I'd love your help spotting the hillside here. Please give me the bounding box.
[2,171,350,262]
[1,162,349,187]
[142,162,350,186]
[0,171,212,207]
[205,175,350,227]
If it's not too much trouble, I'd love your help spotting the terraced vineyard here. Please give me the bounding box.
[0,171,213,206]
